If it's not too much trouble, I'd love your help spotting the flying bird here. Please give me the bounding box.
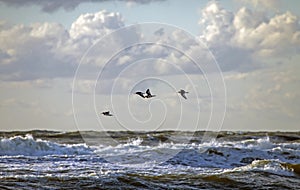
[135,89,156,99]
[178,89,188,99]
[101,111,113,116]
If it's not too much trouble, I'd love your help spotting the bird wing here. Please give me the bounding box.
[136,92,145,98]
[181,92,187,99]
[146,89,151,96]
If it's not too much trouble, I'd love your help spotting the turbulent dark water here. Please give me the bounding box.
[0,131,299,189]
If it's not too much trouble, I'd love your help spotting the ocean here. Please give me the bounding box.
[0,130,299,189]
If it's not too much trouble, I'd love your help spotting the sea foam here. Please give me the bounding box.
[0,134,92,156]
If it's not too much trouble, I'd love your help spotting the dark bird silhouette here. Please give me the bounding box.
[101,111,113,116]
[178,89,188,99]
[135,91,145,98]
[135,89,156,99]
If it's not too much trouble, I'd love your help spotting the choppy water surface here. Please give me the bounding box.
[0,131,299,189]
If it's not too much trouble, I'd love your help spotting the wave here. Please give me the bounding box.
[223,160,300,176]
[90,136,299,167]
[1,134,299,170]
[0,134,92,156]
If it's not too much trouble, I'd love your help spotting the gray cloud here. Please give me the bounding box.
[0,98,38,108]
[0,0,165,13]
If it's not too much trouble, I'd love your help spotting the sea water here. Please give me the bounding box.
[0,131,299,189]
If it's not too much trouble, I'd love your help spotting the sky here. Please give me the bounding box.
[0,0,299,131]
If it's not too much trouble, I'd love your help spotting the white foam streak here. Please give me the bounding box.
[0,134,92,156]
[223,160,296,177]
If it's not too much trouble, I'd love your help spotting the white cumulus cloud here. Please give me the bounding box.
[0,10,126,81]
[199,2,300,72]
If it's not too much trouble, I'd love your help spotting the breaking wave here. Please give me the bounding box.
[0,134,92,156]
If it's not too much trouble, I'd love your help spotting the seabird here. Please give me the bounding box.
[135,89,156,99]
[178,89,188,99]
[101,111,113,116]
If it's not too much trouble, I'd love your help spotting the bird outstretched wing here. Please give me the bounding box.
[135,92,145,98]
[181,93,187,99]
[146,89,151,96]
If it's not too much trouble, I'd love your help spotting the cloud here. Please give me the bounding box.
[237,0,281,12]
[72,22,221,88]
[0,0,165,13]
[224,62,300,118]
[0,98,38,108]
[199,2,254,72]
[199,2,300,72]
[154,28,165,36]
[64,10,127,67]
[0,10,126,81]
[1,2,300,83]
[233,10,300,57]
[0,79,53,89]
[72,79,95,94]
[69,11,124,40]
[224,72,250,80]
[199,2,235,47]
[0,22,73,80]
[2,9,207,84]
